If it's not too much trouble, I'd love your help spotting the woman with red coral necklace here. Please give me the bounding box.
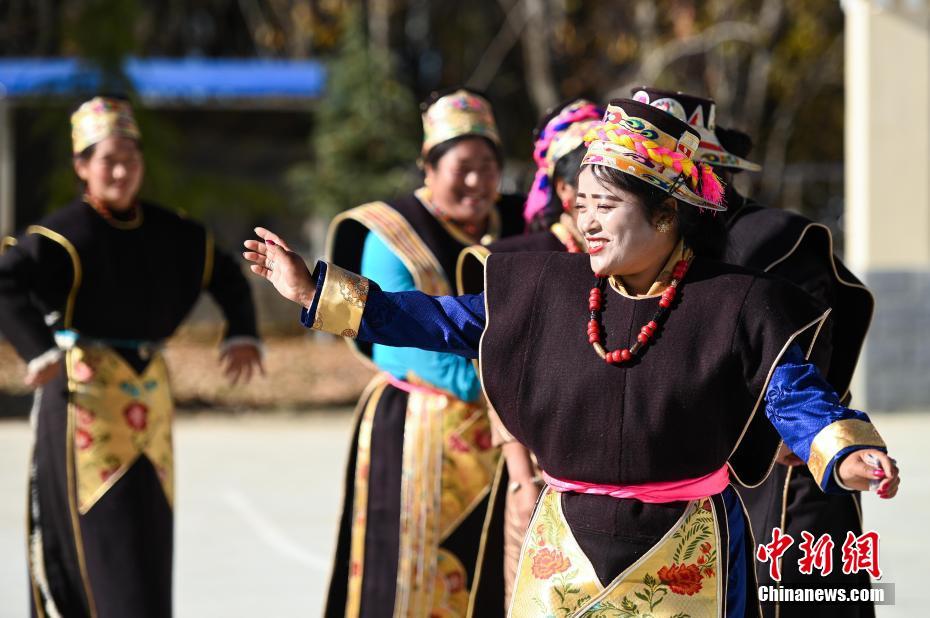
[246,99,899,617]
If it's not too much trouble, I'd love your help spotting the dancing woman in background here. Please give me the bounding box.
[0,96,262,618]
[320,88,523,617]
[246,99,899,617]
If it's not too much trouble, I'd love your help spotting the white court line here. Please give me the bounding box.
[223,488,330,573]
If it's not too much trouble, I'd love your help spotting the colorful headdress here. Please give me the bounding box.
[524,99,605,223]
[631,88,761,172]
[421,89,500,156]
[71,96,141,155]
[581,99,726,210]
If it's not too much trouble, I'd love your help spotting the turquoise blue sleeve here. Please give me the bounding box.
[359,232,482,402]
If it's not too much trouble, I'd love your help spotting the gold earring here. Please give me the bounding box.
[656,218,672,233]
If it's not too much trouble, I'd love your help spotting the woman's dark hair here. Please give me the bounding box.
[423,135,503,170]
[589,164,727,259]
[528,144,586,232]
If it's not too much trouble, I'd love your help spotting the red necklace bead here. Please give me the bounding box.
[587,257,692,365]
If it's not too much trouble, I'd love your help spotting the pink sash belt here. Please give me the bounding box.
[384,372,448,397]
[542,464,730,504]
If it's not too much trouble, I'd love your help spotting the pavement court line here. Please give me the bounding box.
[223,488,330,573]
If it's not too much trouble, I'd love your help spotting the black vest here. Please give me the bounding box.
[480,251,827,487]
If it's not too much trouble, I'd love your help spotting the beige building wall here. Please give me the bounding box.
[845,0,930,409]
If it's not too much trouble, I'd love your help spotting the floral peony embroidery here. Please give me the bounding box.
[445,571,465,594]
[74,405,96,427]
[531,548,571,580]
[100,467,119,482]
[474,427,493,451]
[72,360,95,383]
[75,428,94,450]
[123,402,149,431]
[658,563,703,595]
[448,433,470,453]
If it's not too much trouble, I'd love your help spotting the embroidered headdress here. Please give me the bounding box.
[71,96,141,155]
[631,87,761,172]
[524,99,605,222]
[421,89,500,156]
[581,98,726,210]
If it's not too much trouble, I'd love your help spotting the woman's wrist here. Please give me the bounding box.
[507,475,544,494]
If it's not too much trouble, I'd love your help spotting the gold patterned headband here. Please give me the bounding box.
[421,89,500,156]
[71,97,141,155]
[581,100,725,211]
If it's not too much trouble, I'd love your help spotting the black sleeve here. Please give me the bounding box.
[0,234,71,361]
[766,239,837,373]
[205,242,260,340]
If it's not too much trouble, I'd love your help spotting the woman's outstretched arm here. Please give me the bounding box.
[243,227,485,358]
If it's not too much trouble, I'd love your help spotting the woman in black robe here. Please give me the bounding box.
[320,88,524,618]
[246,99,900,617]
[0,95,262,618]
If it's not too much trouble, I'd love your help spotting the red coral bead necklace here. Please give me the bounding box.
[587,256,693,364]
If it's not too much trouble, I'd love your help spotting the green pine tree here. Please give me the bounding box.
[289,4,420,218]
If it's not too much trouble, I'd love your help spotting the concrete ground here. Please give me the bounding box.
[0,410,926,617]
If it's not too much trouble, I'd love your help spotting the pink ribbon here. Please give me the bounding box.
[542,464,730,504]
[383,372,448,397]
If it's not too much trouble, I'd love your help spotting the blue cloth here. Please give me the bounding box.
[763,344,882,493]
[303,268,875,490]
[723,486,747,618]
[305,233,482,401]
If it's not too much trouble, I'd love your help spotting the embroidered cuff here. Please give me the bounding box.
[299,261,369,338]
[807,419,886,490]
[27,347,62,377]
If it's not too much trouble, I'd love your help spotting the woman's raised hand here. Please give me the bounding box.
[837,449,900,499]
[243,227,316,307]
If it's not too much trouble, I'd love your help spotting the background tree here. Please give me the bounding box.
[287,3,419,218]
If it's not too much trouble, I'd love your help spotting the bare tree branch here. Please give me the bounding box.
[466,0,529,90]
[519,0,559,113]
[608,20,762,99]
[738,0,788,138]
[238,0,275,56]
[758,35,844,205]
[368,0,391,59]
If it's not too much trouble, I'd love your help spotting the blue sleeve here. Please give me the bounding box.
[352,233,483,400]
[765,344,886,493]
[301,260,485,359]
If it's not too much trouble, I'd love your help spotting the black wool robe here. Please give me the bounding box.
[0,198,258,618]
[725,192,876,618]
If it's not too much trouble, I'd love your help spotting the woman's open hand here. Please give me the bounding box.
[220,343,264,385]
[243,227,316,307]
[838,449,900,498]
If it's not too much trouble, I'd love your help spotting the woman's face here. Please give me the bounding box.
[574,167,677,277]
[424,137,501,227]
[74,136,144,211]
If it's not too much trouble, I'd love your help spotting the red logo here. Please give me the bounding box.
[757,528,882,580]
[756,527,795,581]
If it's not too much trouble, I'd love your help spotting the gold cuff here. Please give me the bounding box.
[310,263,370,338]
[807,418,886,486]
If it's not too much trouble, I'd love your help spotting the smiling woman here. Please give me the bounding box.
[291,87,525,618]
[0,95,262,618]
[245,98,899,618]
